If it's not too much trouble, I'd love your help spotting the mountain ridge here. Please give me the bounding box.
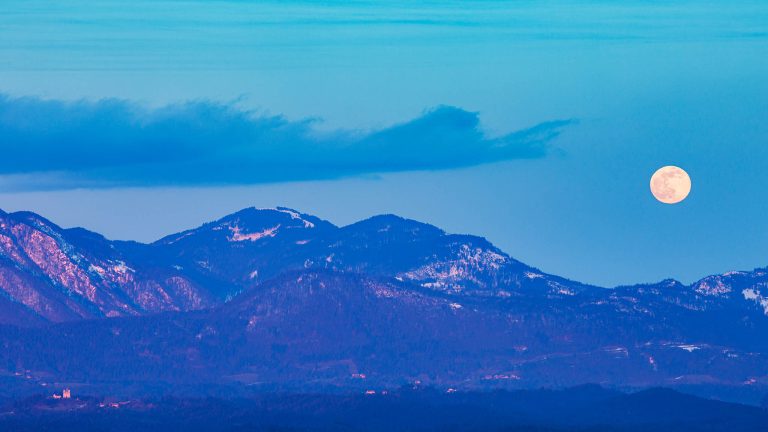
[3,205,756,289]
[1,206,767,403]
[1,206,767,322]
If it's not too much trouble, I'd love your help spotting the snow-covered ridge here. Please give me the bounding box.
[228,224,280,242]
[743,286,768,315]
[255,207,316,228]
[400,243,511,293]
[4,206,768,327]
[693,275,734,297]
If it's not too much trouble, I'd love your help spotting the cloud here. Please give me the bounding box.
[0,94,572,190]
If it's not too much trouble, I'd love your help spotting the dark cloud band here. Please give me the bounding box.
[0,95,573,190]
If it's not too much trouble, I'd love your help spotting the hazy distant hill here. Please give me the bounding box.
[2,386,767,432]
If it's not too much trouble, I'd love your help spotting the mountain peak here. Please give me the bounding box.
[8,210,57,225]
[224,207,335,230]
[156,207,337,246]
[660,278,685,288]
[346,214,445,237]
[3,211,68,240]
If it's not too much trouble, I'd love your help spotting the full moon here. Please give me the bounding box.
[650,166,691,204]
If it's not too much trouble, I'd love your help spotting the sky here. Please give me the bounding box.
[0,0,767,286]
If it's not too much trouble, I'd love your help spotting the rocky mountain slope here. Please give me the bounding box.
[0,206,599,323]
[1,207,767,402]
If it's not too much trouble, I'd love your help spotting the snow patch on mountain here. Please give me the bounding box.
[694,276,732,296]
[255,207,316,228]
[547,281,575,296]
[164,230,196,244]
[112,261,134,275]
[228,224,280,242]
[399,244,510,293]
[88,264,106,275]
[677,344,702,352]
[276,208,315,228]
[742,287,768,315]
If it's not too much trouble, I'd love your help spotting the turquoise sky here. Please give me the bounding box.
[1,1,767,286]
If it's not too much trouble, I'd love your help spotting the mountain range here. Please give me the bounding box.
[1,207,767,404]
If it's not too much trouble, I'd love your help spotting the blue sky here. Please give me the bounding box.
[0,0,767,286]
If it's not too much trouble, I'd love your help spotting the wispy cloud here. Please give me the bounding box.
[0,95,572,190]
